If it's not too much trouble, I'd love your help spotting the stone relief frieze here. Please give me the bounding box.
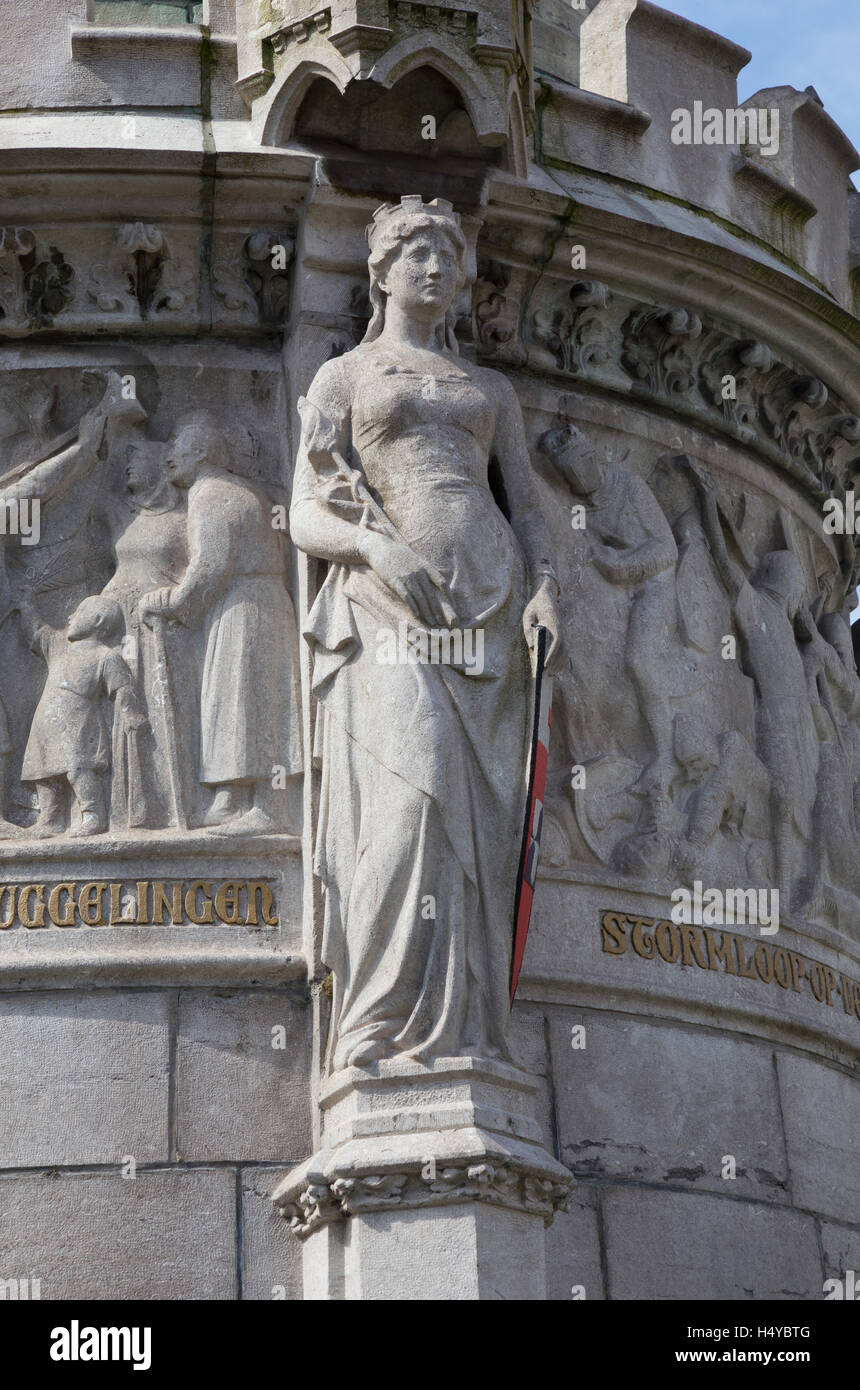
[535,402,860,939]
[469,270,860,513]
[0,370,303,843]
[0,214,857,960]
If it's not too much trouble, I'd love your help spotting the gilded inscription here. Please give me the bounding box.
[600,910,860,1023]
[0,879,279,928]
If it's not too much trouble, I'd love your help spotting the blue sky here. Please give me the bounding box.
[666,0,860,178]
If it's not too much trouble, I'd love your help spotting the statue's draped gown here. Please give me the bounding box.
[101,498,194,827]
[293,346,531,1071]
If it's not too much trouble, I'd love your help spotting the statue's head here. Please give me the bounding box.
[750,549,807,618]
[673,714,718,781]
[538,419,603,495]
[363,196,468,350]
[125,439,168,500]
[68,594,123,643]
[167,412,230,488]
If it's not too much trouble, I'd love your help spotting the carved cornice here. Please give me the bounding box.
[276,1160,571,1237]
[0,223,295,338]
[213,230,295,327]
[0,227,74,331]
[473,270,860,506]
[87,223,194,321]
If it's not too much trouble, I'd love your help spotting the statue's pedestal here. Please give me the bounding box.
[272,1055,571,1300]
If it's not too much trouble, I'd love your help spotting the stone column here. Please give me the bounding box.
[273,1056,570,1300]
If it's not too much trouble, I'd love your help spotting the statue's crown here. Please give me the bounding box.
[366,196,461,249]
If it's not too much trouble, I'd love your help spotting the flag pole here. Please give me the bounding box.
[510,624,553,1004]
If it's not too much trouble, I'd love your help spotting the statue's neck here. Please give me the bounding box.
[378,303,443,351]
[130,479,176,514]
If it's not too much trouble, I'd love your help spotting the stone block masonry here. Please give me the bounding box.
[0,986,310,1300]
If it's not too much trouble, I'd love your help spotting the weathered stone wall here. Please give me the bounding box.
[515,990,860,1300]
[0,984,308,1299]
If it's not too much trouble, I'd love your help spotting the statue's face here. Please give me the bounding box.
[166,429,203,488]
[125,445,163,495]
[685,751,715,782]
[380,228,460,322]
[68,597,104,641]
[555,439,602,495]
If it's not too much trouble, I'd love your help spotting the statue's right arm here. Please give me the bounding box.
[289,360,374,568]
[1,434,102,510]
[590,481,677,586]
[694,473,748,603]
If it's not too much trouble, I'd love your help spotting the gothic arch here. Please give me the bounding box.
[258,54,353,147]
[368,31,507,146]
[258,31,508,148]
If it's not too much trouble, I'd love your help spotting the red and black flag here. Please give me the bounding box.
[510,625,553,1004]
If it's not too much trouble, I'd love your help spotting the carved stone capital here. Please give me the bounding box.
[272,1055,572,1239]
[277,1159,570,1237]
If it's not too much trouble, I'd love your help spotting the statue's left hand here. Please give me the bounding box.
[139,587,174,624]
[523,587,566,676]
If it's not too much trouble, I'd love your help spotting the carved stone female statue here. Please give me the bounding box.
[291,196,564,1072]
[99,438,194,828]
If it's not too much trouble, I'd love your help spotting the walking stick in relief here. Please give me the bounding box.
[125,722,148,828]
[149,613,187,831]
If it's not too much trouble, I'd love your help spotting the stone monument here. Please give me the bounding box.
[0,0,859,1301]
